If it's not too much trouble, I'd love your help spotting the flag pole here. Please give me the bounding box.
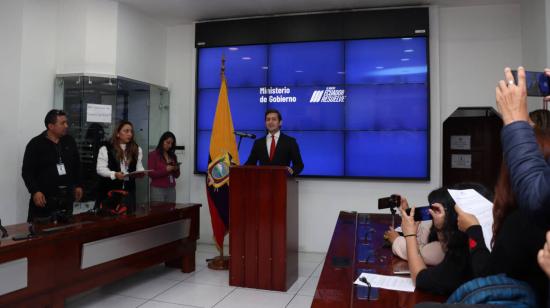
[207,54,230,270]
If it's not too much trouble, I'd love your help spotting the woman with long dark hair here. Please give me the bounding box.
[400,183,493,295]
[96,120,145,212]
[456,129,550,306]
[148,131,180,203]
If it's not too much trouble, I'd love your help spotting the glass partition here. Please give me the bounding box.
[54,75,170,212]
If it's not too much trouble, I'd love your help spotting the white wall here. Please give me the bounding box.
[0,1,24,224]
[168,3,525,252]
[521,0,547,70]
[165,25,195,205]
[439,4,522,120]
[56,0,118,76]
[56,0,87,74]
[520,0,548,108]
[0,0,59,224]
[116,2,167,86]
[84,0,118,75]
[15,0,60,223]
[57,0,167,83]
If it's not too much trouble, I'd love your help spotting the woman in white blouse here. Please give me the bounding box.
[96,120,145,212]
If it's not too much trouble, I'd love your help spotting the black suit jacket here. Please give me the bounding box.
[244,132,304,175]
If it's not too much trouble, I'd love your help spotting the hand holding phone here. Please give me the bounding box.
[511,70,550,97]
[405,206,432,221]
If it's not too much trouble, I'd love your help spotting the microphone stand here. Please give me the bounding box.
[237,135,244,150]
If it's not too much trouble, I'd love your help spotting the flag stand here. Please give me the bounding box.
[207,245,230,270]
[206,55,232,271]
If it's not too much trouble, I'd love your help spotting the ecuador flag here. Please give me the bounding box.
[206,69,239,252]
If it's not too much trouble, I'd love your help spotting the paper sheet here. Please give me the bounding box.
[354,273,415,292]
[448,189,494,251]
[124,170,153,177]
[86,104,112,123]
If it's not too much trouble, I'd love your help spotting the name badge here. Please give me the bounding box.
[57,163,67,176]
[169,175,174,184]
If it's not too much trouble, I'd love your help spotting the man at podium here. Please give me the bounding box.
[245,109,304,175]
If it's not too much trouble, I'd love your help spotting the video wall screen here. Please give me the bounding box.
[195,37,429,179]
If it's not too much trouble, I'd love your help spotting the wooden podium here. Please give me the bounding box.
[229,166,298,291]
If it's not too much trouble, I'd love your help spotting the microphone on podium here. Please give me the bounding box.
[234,131,256,139]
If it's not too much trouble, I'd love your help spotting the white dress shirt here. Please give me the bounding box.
[97,144,144,180]
[266,130,280,155]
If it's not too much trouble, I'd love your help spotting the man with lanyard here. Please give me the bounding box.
[22,109,83,222]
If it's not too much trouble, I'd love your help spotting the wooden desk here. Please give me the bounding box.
[0,202,200,308]
[312,212,445,308]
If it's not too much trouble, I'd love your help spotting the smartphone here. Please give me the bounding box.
[405,206,432,221]
[511,70,550,97]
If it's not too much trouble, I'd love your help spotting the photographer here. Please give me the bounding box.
[22,109,83,222]
[401,183,492,296]
[496,67,550,230]
[385,191,445,266]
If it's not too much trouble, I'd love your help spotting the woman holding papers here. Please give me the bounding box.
[400,183,492,296]
[455,130,550,306]
[96,120,146,212]
[148,132,180,203]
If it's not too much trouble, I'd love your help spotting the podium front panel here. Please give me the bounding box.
[229,166,298,291]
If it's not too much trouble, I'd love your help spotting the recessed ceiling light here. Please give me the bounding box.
[401,58,410,62]
[376,66,384,69]
[337,71,345,74]
[404,49,414,53]
[228,47,239,51]
[241,56,251,60]
[401,37,413,40]
[295,70,303,73]
[261,66,269,70]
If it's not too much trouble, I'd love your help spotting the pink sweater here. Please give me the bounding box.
[148,150,180,188]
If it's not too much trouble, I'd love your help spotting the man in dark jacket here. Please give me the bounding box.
[22,109,83,222]
[245,109,304,175]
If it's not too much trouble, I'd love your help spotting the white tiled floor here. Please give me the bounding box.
[65,244,325,308]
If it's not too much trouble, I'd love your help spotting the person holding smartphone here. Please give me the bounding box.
[401,183,493,296]
[385,189,446,267]
[148,131,180,203]
[96,120,145,212]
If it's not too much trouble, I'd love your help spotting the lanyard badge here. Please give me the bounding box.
[57,163,66,175]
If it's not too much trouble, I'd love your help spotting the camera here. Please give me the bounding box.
[378,194,401,210]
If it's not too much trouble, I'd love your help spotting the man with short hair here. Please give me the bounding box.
[245,109,304,175]
[22,109,83,222]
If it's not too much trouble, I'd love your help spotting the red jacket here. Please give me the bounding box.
[148,150,180,188]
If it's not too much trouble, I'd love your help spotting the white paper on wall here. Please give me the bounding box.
[86,104,112,123]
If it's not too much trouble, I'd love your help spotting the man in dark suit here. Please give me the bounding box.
[245,109,304,175]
